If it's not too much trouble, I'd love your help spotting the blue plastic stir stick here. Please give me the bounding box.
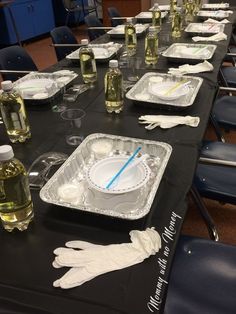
[105,146,142,189]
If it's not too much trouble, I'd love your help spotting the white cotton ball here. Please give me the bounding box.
[57,183,84,204]
[90,141,113,159]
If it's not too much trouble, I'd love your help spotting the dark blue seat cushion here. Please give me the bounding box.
[50,26,78,61]
[212,96,236,129]
[194,141,236,204]
[201,141,236,161]
[194,162,236,204]
[164,236,236,314]
[221,67,236,87]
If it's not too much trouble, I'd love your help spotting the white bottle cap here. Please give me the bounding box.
[109,60,118,68]
[81,39,89,45]
[0,145,14,161]
[1,80,13,91]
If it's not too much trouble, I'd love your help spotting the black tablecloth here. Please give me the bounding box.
[0,13,234,314]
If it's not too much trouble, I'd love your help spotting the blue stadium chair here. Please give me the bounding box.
[50,26,79,61]
[84,15,106,41]
[62,0,98,26]
[164,235,236,314]
[0,45,38,81]
[107,7,124,27]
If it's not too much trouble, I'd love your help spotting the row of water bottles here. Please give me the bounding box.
[0,83,33,232]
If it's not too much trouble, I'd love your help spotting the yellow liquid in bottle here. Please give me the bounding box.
[172,12,182,38]
[152,8,162,31]
[125,24,137,56]
[170,0,177,15]
[79,48,97,84]
[105,68,123,113]
[0,159,33,232]
[0,92,31,143]
[145,33,158,65]
[185,1,194,22]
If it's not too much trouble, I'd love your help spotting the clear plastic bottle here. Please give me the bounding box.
[170,0,178,17]
[172,11,182,38]
[0,145,34,232]
[145,26,158,65]
[0,81,31,143]
[104,60,124,113]
[125,18,137,56]
[79,39,97,85]
[152,3,162,32]
[185,0,195,23]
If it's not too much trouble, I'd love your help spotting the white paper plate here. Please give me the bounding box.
[175,46,210,58]
[149,81,189,101]
[86,156,150,194]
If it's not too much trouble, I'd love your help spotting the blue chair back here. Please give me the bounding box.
[0,45,37,81]
[50,26,78,61]
[164,236,236,314]
[84,15,105,41]
[107,7,124,27]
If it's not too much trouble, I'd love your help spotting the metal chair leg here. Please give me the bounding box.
[65,11,70,25]
[210,113,226,143]
[189,185,219,242]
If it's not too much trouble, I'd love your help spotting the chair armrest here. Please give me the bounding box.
[199,157,236,167]
[50,44,82,47]
[111,17,132,20]
[226,53,236,57]
[0,70,34,74]
[219,86,236,93]
[88,27,113,30]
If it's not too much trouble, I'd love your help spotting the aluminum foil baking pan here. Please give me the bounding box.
[66,43,122,62]
[197,10,230,19]
[202,3,229,9]
[107,24,149,38]
[149,5,172,11]
[184,23,225,35]
[135,11,168,23]
[162,43,217,63]
[126,72,203,108]
[13,71,78,103]
[40,133,172,220]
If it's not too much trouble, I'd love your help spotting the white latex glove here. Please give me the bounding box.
[53,227,161,289]
[139,115,200,130]
[192,32,227,42]
[168,60,213,75]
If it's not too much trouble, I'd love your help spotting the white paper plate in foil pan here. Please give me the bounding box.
[107,24,149,38]
[149,5,172,11]
[13,71,78,102]
[202,3,229,10]
[162,43,217,62]
[66,43,122,62]
[40,133,172,220]
[197,10,230,19]
[126,72,203,108]
[185,23,225,35]
[135,11,168,22]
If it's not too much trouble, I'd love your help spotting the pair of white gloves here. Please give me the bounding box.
[139,115,200,130]
[53,228,161,289]
[168,60,214,76]
[192,32,227,42]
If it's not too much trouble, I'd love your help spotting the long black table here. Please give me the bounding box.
[0,13,235,314]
